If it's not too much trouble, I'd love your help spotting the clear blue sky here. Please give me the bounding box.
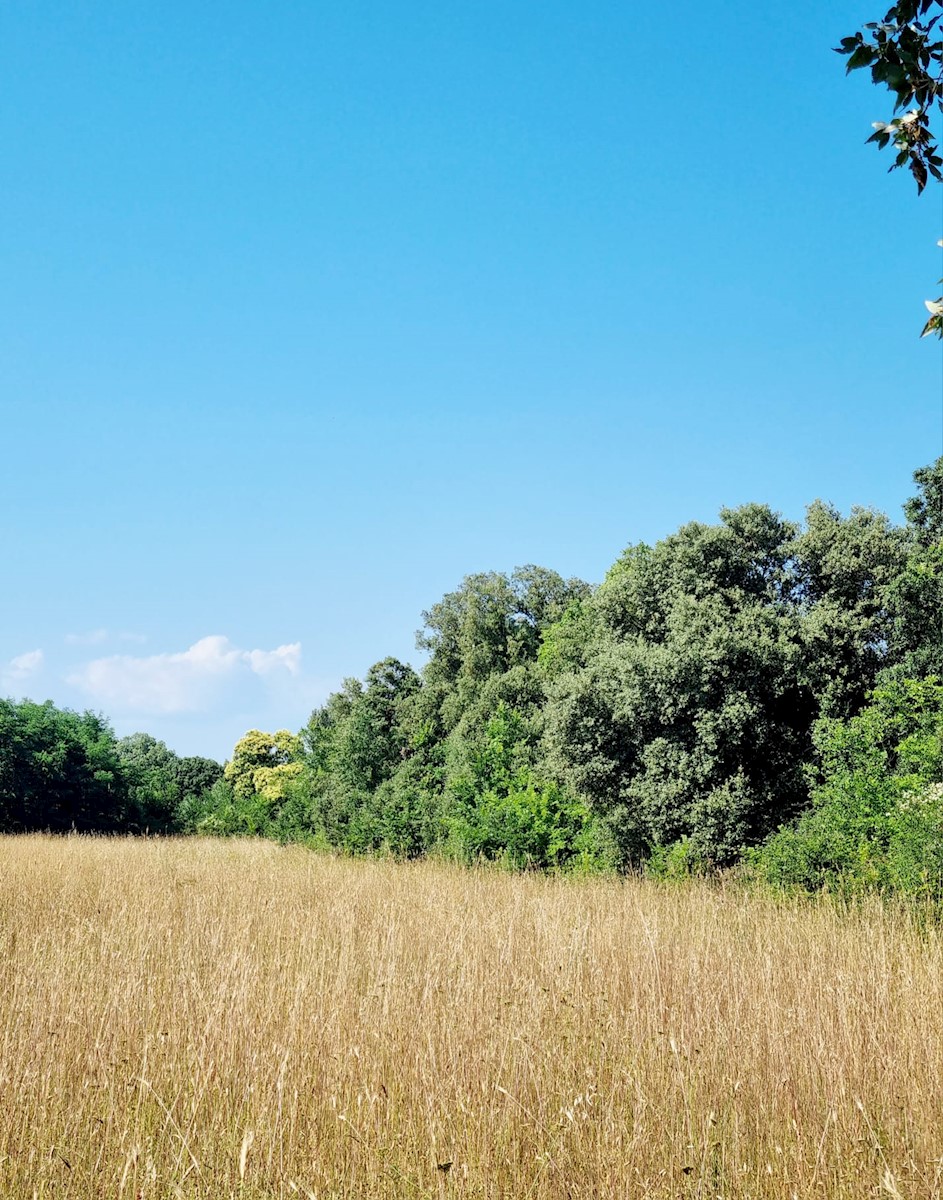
[2,0,941,760]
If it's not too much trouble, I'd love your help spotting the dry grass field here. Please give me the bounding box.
[1,837,942,1199]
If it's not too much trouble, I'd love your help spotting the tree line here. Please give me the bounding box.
[3,458,941,896]
[0,705,221,835]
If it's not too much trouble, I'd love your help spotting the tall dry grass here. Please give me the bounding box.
[1,836,942,1198]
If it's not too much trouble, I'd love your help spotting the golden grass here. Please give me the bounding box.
[1,837,942,1198]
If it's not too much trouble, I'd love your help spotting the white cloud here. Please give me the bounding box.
[67,635,302,715]
[244,644,302,675]
[2,649,44,689]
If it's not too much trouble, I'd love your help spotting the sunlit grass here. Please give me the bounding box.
[1,835,941,1198]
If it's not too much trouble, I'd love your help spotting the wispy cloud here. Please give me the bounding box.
[1,649,44,692]
[67,635,302,715]
[65,629,147,646]
[65,629,109,646]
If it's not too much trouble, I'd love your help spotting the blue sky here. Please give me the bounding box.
[2,1,941,760]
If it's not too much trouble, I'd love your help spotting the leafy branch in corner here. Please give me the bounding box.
[837,1,943,335]
[837,0,943,193]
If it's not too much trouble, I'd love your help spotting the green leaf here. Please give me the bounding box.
[847,45,876,71]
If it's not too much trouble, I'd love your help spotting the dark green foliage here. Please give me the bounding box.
[0,700,130,832]
[547,508,809,865]
[793,502,908,718]
[418,567,590,701]
[177,777,229,834]
[115,733,180,831]
[886,458,943,679]
[220,568,616,871]
[753,467,943,898]
[537,597,599,679]
[334,658,419,794]
[176,755,224,805]
[904,457,943,543]
[296,659,425,853]
[117,734,223,832]
[0,702,221,836]
[545,497,911,867]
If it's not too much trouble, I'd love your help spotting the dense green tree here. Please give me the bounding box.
[443,702,607,869]
[267,476,935,874]
[0,700,129,832]
[175,755,223,804]
[177,777,240,836]
[115,735,223,831]
[793,502,908,717]
[887,457,943,678]
[334,658,419,793]
[537,596,600,679]
[418,567,589,701]
[545,498,908,865]
[904,456,943,541]
[297,661,422,852]
[115,733,180,831]
[545,507,814,865]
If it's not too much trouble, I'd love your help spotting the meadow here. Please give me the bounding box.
[1,837,942,1199]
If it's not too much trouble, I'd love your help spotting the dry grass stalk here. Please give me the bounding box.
[1,834,942,1198]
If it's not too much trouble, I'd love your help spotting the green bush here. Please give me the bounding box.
[445,769,603,870]
[751,678,943,897]
[645,837,707,881]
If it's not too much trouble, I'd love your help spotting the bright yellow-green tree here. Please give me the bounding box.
[224,729,303,803]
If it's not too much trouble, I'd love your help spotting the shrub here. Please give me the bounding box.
[751,678,943,897]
